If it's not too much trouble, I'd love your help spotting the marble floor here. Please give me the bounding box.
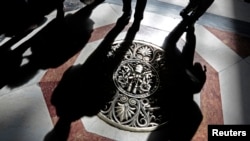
[1,0,250,141]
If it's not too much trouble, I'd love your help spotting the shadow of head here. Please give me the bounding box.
[50,64,116,122]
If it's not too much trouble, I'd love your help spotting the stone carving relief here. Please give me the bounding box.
[98,40,168,131]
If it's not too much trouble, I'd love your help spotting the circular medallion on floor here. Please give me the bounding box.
[98,40,169,132]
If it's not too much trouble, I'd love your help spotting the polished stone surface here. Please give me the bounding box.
[1,1,250,141]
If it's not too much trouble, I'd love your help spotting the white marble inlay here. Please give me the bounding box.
[0,84,53,141]
[219,59,250,124]
[90,3,122,28]
[141,11,181,33]
[159,0,250,23]
[193,93,201,108]
[195,25,242,72]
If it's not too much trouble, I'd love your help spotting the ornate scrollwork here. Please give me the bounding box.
[113,59,159,98]
[99,92,163,131]
[98,40,167,132]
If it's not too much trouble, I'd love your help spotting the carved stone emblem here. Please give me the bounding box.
[113,59,160,98]
[98,40,167,132]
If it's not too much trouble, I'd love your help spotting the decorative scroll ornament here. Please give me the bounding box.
[113,59,160,98]
[98,40,167,132]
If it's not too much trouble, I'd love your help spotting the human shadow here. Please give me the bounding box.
[0,0,66,38]
[0,0,95,45]
[148,18,206,141]
[44,5,145,141]
[121,0,147,21]
[81,0,147,22]
[0,4,101,89]
[148,0,214,141]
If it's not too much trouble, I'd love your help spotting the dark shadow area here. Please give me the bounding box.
[44,1,146,140]
[0,3,104,89]
[0,0,66,38]
[148,1,213,140]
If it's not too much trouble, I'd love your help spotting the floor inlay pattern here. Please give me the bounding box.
[98,40,168,132]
